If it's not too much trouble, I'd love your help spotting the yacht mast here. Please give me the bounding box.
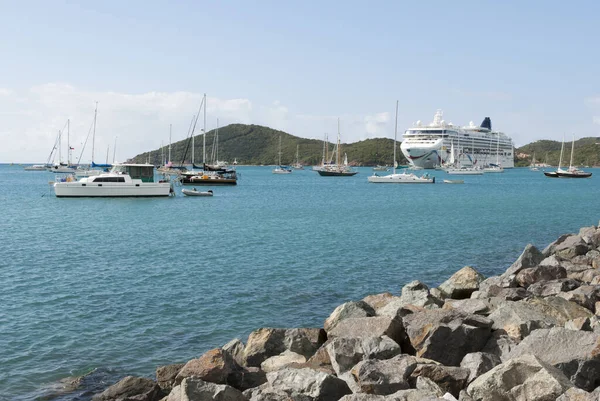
[168,124,172,163]
[113,137,117,164]
[393,100,398,174]
[569,134,575,170]
[558,135,565,169]
[92,102,97,164]
[67,119,70,165]
[58,130,62,164]
[337,118,341,166]
[203,93,207,164]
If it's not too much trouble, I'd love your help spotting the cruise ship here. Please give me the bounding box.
[400,110,514,169]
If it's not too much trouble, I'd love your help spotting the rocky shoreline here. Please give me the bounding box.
[89,224,600,401]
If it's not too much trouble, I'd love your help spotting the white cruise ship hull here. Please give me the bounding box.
[54,182,172,197]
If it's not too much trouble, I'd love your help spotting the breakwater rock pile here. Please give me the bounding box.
[91,225,600,401]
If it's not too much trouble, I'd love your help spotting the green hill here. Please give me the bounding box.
[130,124,406,166]
[515,137,600,167]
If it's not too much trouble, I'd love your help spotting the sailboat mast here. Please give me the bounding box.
[106,145,109,164]
[337,118,341,166]
[58,130,62,164]
[278,135,282,166]
[393,100,398,174]
[113,137,117,164]
[192,119,195,167]
[203,93,207,164]
[559,135,565,169]
[67,119,70,165]
[169,124,172,163]
[216,118,219,163]
[92,102,97,164]
[569,134,575,170]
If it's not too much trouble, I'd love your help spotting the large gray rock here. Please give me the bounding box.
[325,335,401,375]
[362,293,396,312]
[487,300,561,340]
[388,388,445,401]
[351,355,417,395]
[325,302,376,332]
[415,377,445,398]
[579,225,600,248]
[438,267,485,300]
[261,350,307,373]
[515,264,567,288]
[400,280,444,308]
[442,298,501,316]
[176,348,238,385]
[168,377,246,401]
[558,285,600,312]
[327,317,405,347]
[481,332,518,362]
[156,363,185,390]
[503,244,544,278]
[92,376,162,401]
[243,328,326,367]
[466,354,573,401]
[556,387,597,400]
[528,296,593,324]
[409,364,470,398]
[527,279,581,297]
[554,235,590,260]
[403,310,492,366]
[338,395,388,401]
[508,327,600,391]
[223,339,246,367]
[265,368,352,401]
[459,353,501,384]
[543,234,576,257]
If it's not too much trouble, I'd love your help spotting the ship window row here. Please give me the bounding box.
[405,130,449,134]
[93,177,126,182]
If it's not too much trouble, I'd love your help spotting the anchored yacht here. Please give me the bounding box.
[400,110,514,170]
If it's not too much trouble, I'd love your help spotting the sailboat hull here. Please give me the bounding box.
[317,170,358,176]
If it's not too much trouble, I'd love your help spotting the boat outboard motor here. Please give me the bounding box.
[480,117,492,130]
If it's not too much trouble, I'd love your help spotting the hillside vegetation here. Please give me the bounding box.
[515,137,600,167]
[130,124,405,166]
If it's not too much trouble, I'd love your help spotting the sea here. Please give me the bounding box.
[1,164,599,400]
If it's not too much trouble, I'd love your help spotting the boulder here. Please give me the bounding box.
[503,244,544,277]
[261,351,307,373]
[284,328,327,359]
[403,310,492,366]
[156,363,185,390]
[168,377,246,401]
[176,348,238,385]
[415,377,445,398]
[515,265,567,288]
[570,268,600,284]
[543,234,576,257]
[466,354,573,401]
[558,285,600,312]
[409,364,470,398]
[487,300,560,340]
[400,280,444,308]
[480,332,518,362]
[556,387,596,401]
[223,338,246,367]
[377,299,427,320]
[554,235,590,260]
[231,366,268,391]
[325,335,401,375]
[507,327,600,391]
[324,302,376,332]
[362,293,396,312]
[351,355,417,395]
[388,389,445,401]
[327,317,405,347]
[564,317,592,331]
[527,279,581,297]
[243,328,325,367]
[579,225,600,247]
[459,353,501,384]
[438,267,485,300]
[442,298,500,316]
[265,368,351,401]
[528,296,593,324]
[338,395,388,401]
[92,376,162,401]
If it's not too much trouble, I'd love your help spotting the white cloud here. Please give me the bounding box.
[0,84,394,163]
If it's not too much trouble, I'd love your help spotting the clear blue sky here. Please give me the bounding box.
[1,0,599,162]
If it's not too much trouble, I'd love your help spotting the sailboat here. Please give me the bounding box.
[529,152,539,171]
[49,120,77,173]
[317,119,358,176]
[368,101,434,183]
[273,136,292,174]
[292,145,304,170]
[548,135,592,178]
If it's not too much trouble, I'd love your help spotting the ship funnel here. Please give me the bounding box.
[480,117,492,130]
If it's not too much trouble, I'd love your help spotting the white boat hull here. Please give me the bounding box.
[368,173,435,184]
[272,168,292,174]
[54,182,172,197]
[445,169,483,175]
[182,189,213,196]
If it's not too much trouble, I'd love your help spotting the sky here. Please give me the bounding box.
[1,0,600,163]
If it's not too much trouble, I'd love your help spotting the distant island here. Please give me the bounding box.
[129,124,600,168]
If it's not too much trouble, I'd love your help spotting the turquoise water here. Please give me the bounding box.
[1,165,599,400]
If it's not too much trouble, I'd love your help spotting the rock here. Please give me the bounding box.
[400,280,444,308]
[223,339,246,367]
[480,332,518,361]
[466,354,573,401]
[325,335,402,375]
[327,317,405,347]
[570,269,600,284]
[556,387,596,400]
[504,244,544,277]
[558,285,600,312]
[527,279,581,297]
[580,226,600,247]
[362,293,396,312]
[261,350,307,373]
[484,287,531,301]
[156,363,185,390]
[555,235,590,260]
[265,368,351,401]
[442,298,499,316]
[438,267,485,300]
[378,299,427,320]
[403,310,492,366]
[415,377,445,397]
[232,366,268,391]
[528,296,593,324]
[487,300,560,340]
[543,234,576,257]
[324,301,376,332]
[515,265,567,288]
[168,377,246,401]
[459,353,501,384]
[338,395,388,401]
[176,348,238,385]
[508,327,600,391]
[351,355,417,395]
[92,376,162,401]
[409,364,470,398]
[565,317,592,331]
[243,328,325,367]
[457,390,474,401]
[510,327,600,391]
[388,388,444,401]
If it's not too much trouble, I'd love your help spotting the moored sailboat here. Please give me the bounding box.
[273,135,292,174]
[317,119,357,177]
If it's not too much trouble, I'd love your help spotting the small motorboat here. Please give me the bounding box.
[443,179,464,184]
[182,188,214,197]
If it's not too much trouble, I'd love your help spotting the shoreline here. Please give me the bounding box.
[45,223,600,400]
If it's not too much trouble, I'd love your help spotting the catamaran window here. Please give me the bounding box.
[93,177,126,183]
